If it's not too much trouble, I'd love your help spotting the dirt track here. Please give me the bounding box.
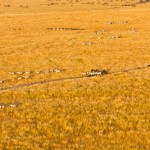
[0,76,84,92]
[0,65,149,93]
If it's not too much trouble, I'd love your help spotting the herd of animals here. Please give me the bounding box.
[0,0,149,91]
[0,0,144,9]
[0,18,141,86]
[0,68,109,84]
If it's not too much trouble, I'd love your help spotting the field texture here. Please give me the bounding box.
[0,0,150,149]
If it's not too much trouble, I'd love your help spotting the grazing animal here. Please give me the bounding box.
[8,72,15,75]
[0,80,4,83]
[23,76,30,79]
[54,69,61,73]
[25,71,31,74]
[17,77,22,80]
[16,72,23,75]
[9,104,17,108]
[35,71,40,74]
[0,105,5,108]
[82,69,109,77]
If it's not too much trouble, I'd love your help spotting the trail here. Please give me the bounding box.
[0,12,48,17]
[0,65,149,93]
[0,11,95,17]
[0,76,84,92]
[0,12,79,17]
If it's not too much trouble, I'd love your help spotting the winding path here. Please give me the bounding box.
[0,65,149,93]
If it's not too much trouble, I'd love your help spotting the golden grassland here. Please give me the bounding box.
[0,0,150,149]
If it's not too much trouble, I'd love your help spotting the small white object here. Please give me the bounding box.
[35,71,40,74]
[23,76,30,79]
[17,77,22,80]
[16,72,23,75]
[0,105,5,108]
[49,70,54,72]
[81,72,87,75]
[8,72,15,75]
[109,36,120,39]
[0,80,4,83]
[25,71,31,74]
[9,104,17,107]
[54,69,61,73]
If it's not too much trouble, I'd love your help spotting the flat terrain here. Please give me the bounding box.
[0,0,150,149]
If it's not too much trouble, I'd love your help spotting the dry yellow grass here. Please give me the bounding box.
[0,0,150,149]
